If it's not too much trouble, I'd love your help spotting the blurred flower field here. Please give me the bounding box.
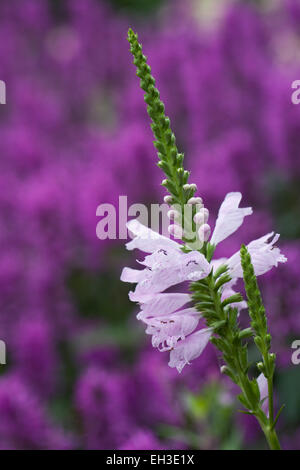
[0,0,299,449]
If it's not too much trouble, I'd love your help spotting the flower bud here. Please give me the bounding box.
[187,197,203,206]
[257,362,264,373]
[189,183,197,192]
[198,223,211,242]
[168,224,183,239]
[193,207,209,225]
[164,195,173,204]
[167,209,180,221]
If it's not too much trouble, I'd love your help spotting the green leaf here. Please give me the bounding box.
[272,404,285,430]
[221,293,243,308]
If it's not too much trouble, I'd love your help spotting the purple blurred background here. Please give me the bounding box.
[0,0,299,449]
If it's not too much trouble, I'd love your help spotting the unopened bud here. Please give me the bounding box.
[164,195,173,204]
[187,197,203,206]
[198,223,211,242]
[257,362,264,373]
[168,224,183,239]
[193,207,209,225]
[183,183,197,191]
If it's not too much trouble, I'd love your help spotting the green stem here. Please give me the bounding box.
[259,420,281,450]
[191,272,282,450]
[243,378,281,450]
[236,367,280,450]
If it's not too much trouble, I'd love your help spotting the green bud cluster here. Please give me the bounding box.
[239,245,283,448]
[127,29,195,208]
[240,245,275,379]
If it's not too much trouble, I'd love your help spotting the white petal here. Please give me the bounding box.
[120,267,146,283]
[145,309,200,351]
[227,232,287,278]
[138,248,182,269]
[136,293,191,319]
[210,192,253,246]
[257,373,269,416]
[168,328,212,373]
[179,251,211,281]
[142,307,200,324]
[130,251,211,299]
[126,219,180,253]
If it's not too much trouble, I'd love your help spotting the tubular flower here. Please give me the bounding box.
[121,192,287,372]
[121,219,212,372]
[209,192,286,279]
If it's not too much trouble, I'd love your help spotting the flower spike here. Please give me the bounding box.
[122,29,285,450]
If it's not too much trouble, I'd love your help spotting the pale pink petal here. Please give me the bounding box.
[140,250,210,276]
[126,219,180,253]
[257,373,269,416]
[168,328,212,373]
[139,248,181,269]
[120,267,147,283]
[136,293,191,319]
[130,251,211,299]
[180,251,211,281]
[144,309,200,351]
[210,192,253,246]
[227,232,287,278]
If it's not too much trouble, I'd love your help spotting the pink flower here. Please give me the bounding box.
[121,192,286,372]
[168,328,213,373]
[209,192,286,278]
[210,192,253,246]
[143,308,200,351]
[121,220,212,372]
[226,232,287,278]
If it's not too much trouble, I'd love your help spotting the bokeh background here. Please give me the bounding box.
[0,0,299,450]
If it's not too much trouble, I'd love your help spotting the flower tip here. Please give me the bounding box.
[127,28,136,39]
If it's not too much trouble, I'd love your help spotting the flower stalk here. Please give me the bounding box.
[240,245,282,449]
[127,29,203,248]
[127,28,194,208]
[125,28,284,450]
